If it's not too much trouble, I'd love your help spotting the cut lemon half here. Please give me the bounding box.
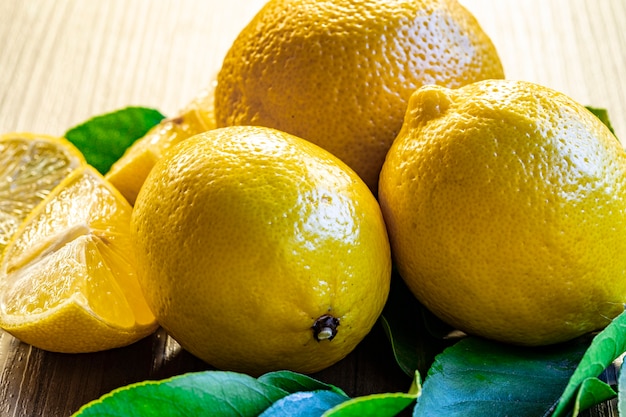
[0,132,86,256]
[106,81,217,205]
[0,165,158,353]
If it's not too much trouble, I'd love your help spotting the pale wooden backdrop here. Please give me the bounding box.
[1,1,624,141]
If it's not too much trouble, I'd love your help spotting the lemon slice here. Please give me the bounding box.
[106,82,216,205]
[0,165,158,353]
[0,133,86,255]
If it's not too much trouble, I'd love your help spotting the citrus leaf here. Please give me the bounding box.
[323,392,417,417]
[570,377,616,416]
[586,106,615,135]
[65,106,165,174]
[380,272,453,376]
[258,390,349,417]
[258,370,347,396]
[412,337,589,417]
[72,370,289,417]
[552,310,626,416]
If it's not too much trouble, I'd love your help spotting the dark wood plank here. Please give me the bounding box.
[0,322,414,416]
[0,321,618,416]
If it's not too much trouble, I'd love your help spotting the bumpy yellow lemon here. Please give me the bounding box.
[215,0,504,190]
[131,125,391,375]
[379,79,626,346]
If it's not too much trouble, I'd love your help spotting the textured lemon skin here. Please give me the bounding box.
[215,0,504,191]
[131,126,391,375]
[379,80,626,346]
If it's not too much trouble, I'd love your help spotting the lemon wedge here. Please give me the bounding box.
[0,132,85,255]
[0,165,157,352]
[106,83,216,205]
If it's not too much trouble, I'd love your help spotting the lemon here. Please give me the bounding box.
[106,82,217,205]
[215,0,504,190]
[131,125,391,375]
[0,165,158,352]
[0,132,85,255]
[378,79,626,346]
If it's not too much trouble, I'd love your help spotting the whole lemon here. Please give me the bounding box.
[214,0,504,191]
[131,125,391,375]
[378,79,626,346]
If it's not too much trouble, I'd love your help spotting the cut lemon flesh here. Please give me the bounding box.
[106,82,216,205]
[0,133,85,255]
[0,166,157,353]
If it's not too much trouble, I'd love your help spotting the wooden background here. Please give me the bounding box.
[0,1,625,416]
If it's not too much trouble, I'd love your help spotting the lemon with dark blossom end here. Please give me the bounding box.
[131,125,391,375]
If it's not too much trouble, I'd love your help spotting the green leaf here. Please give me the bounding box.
[380,272,454,376]
[322,371,420,417]
[570,378,616,416]
[72,370,289,417]
[258,370,347,396]
[412,337,589,417]
[64,106,165,174]
[323,392,417,417]
[586,106,615,135]
[552,310,626,416]
[258,391,349,417]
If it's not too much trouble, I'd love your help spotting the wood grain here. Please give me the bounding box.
[0,1,624,416]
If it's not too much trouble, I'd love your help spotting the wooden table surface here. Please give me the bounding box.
[0,1,625,416]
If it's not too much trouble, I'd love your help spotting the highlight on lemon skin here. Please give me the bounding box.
[131,125,391,376]
[0,165,158,353]
[379,79,626,347]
